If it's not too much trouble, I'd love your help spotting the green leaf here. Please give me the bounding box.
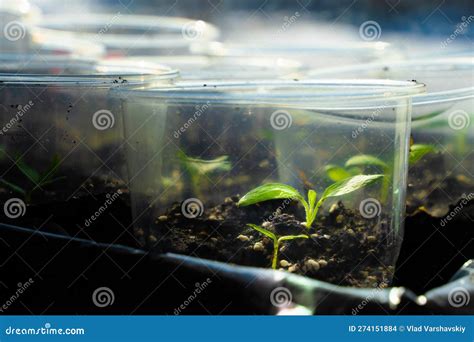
[320,174,384,201]
[307,190,317,211]
[178,151,231,175]
[278,234,308,242]
[16,158,41,183]
[345,155,388,170]
[409,144,435,164]
[238,183,303,206]
[324,165,352,182]
[247,224,277,241]
[0,178,26,195]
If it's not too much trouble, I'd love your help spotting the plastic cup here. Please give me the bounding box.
[309,57,474,216]
[0,56,179,207]
[116,79,424,286]
[34,14,219,57]
[191,40,401,69]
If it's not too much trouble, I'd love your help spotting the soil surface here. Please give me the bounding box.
[142,196,395,288]
[0,176,136,247]
[406,153,474,217]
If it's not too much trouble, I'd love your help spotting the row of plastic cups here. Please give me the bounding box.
[1,55,472,285]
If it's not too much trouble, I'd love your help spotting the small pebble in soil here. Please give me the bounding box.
[208,214,218,220]
[305,259,320,272]
[158,215,168,222]
[149,235,157,243]
[310,233,319,239]
[224,197,234,204]
[262,221,272,229]
[280,260,290,268]
[279,245,287,253]
[346,228,355,236]
[318,259,328,268]
[323,234,331,239]
[237,235,250,242]
[336,214,344,224]
[367,235,377,242]
[329,203,339,214]
[253,242,264,252]
[210,238,218,243]
[288,264,299,273]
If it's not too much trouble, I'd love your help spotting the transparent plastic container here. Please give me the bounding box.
[191,41,402,69]
[119,55,305,80]
[35,14,219,57]
[0,56,179,208]
[117,80,424,287]
[309,58,474,216]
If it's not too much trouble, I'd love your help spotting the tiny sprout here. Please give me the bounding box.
[247,223,308,269]
[239,174,383,228]
[0,154,65,203]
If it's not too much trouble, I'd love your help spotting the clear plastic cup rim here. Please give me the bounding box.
[36,14,219,49]
[308,57,474,106]
[0,55,179,86]
[117,79,426,109]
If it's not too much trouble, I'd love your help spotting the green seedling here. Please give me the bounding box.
[325,145,435,200]
[408,144,436,165]
[247,223,308,269]
[238,174,383,228]
[177,150,231,196]
[0,154,65,203]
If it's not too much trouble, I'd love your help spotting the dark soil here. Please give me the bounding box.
[406,152,474,217]
[143,196,395,288]
[0,177,136,247]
